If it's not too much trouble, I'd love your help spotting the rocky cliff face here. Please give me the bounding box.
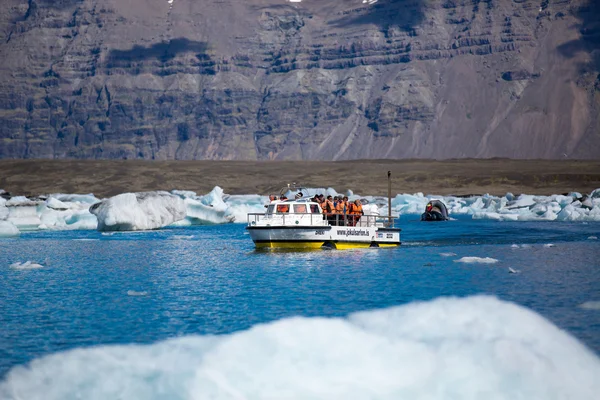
[0,0,598,160]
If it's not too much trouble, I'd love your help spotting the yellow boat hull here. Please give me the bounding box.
[254,240,400,249]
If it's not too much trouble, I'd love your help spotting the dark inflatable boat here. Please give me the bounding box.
[421,200,449,221]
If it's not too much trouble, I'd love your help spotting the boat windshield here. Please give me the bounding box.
[294,204,307,213]
[276,204,290,213]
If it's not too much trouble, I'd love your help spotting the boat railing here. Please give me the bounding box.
[247,213,396,228]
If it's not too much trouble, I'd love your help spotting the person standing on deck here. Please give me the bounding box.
[334,196,344,226]
[323,195,335,225]
[348,199,364,226]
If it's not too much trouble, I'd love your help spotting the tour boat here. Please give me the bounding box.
[246,185,401,249]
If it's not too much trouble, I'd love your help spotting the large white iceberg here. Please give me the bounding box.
[90,191,186,231]
[1,296,598,399]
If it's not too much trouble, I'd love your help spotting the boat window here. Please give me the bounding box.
[267,205,275,214]
[294,204,307,213]
[276,204,289,213]
[310,204,319,213]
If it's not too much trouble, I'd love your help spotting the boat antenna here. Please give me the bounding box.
[387,171,392,227]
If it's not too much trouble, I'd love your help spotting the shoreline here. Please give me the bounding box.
[1,159,599,198]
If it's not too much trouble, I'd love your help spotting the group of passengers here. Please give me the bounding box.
[268,192,364,226]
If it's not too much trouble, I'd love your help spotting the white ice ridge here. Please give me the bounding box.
[90,191,186,231]
[1,296,599,399]
[387,188,600,222]
[1,187,599,233]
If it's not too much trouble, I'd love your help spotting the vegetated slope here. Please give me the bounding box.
[0,0,598,160]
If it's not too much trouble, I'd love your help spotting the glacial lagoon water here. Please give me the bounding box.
[1,216,599,397]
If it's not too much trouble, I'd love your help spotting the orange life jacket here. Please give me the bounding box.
[322,200,334,214]
[349,204,363,215]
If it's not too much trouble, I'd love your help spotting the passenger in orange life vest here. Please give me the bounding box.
[348,199,364,226]
[322,195,335,224]
[334,196,345,225]
[342,196,349,214]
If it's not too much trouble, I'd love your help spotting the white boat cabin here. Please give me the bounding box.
[249,198,392,228]
[258,199,329,227]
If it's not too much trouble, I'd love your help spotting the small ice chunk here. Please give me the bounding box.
[455,257,499,264]
[169,235,194,240]
[127,290,148,296]
[439,252,457,257]
[508,267,520,274]
[579,301,600,310]
[9,261,43,270]
[588,236,598,240]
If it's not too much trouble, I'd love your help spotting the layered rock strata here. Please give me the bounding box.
[0,0,598,160]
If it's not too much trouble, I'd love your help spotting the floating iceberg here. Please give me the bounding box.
[90,191,186,231]
[1,296,599,399]
[4,197,43,231]
[171,187,236,225]
[0,194,99,231]
[39,196,99,230]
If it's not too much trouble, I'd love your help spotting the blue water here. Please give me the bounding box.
[1,216,599,378]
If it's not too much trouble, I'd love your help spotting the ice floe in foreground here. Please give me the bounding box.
[90,191,186,231]
[1,296,599,399]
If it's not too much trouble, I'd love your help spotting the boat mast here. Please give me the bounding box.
[387,171,392,227]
